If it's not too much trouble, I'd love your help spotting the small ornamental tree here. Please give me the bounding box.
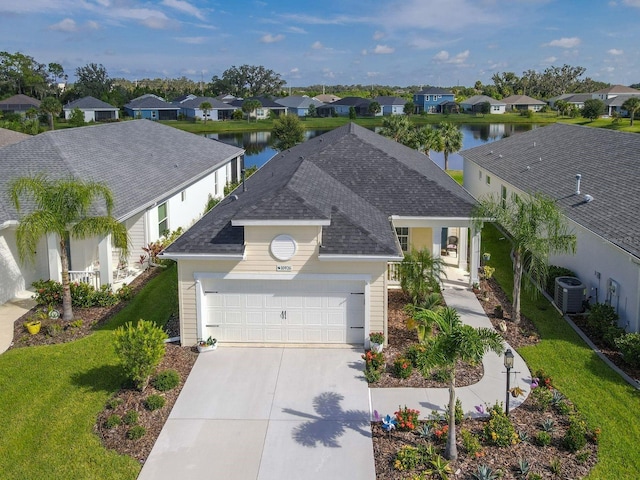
[199,101,212,124]
[622,97,640,127]
[368,101,381,116]
[68,107,85,127]
[114,319,167,390]
[272,114,304,150]
[582,98,605,121]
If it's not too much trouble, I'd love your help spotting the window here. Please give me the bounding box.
[181,191,186,202]
[151,111,157,119]
[158,202,168,235]
[486,175,491,185]
[479,170,483,180]
[501,185,507,208]
[395,227,409,252]
[214,170,219,196]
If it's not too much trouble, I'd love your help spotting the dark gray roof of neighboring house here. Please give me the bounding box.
[563,94,592,104]
[415,87,453,95]
[0,127,30,147]
[461,123,640,259]
[229,96,287,109]
[274,96,324,109]
[179,97,235,109]
[0,120,244,226]
[374,96,406,106]
[605,94,640,107]
[64,96,118,110]
[593,85,640,95]
[172,94,197,103]
[502,95,546,106]
[124,96,180,110]
[460,95,505,106]
[330,97,372,107]
[0,94,41,109]
[165,123,477,257]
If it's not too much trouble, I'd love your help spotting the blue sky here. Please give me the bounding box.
[1,0,638,87]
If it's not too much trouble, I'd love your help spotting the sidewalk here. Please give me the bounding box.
[370,265,532,419]
[0,293,36,353]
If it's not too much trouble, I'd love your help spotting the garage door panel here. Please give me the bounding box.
[204,279,365,345]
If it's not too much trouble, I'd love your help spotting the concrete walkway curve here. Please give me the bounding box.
[370,266,532,420]
[0,293,35,353]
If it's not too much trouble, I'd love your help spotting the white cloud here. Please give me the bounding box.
[544,37,581,48]
[409,37,441,50]
[161,0,205,20]
[373,44,394,54]
[434,50,449,61]
[450,50,469,64]
[287,26,307,34]
[311,41,323,49]
[361,49,368,55]
[260,33,285,43]
[86,20,100,29]
[366,71,380,78]
[175,36,207,44]
[543,56,558,63]
[108,8,171,29]
[373,31,385,40]
[623,0,640,6]
[49,18,77,32]
[608,48,624,55]
[323,68,335,79]
[290,67,299,73]
[378,0,499,31]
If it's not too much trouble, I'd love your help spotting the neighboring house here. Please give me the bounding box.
[215,94,238,104]
[274,96,324,116]
[413,87,456,114]
[63,96,119,122]
[124,94,180,120]
[459,95,506,114]
[229,96,286,120]
[314,94,341,103]
[161,123,480,347]
[319,97,372,117]
[502,95,546,112]
[374,96,406,116]
[605,94,640,117]
[176,96,237,121]
[461,123,640,333]
[0,120,244,305]
[0,94,40,115]
[591,84,640,101]
[0,127,29,147]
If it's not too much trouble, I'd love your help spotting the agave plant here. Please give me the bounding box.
[472,464,498,480]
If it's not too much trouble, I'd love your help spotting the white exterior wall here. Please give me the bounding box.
[0,227,49,303]
[174,225,388,346]
[464,158,640,333]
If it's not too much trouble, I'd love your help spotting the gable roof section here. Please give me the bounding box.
[374,96,406,106]
[502,95,546,106]
[166,123,477,258]
[64,96,118,110]
[0,94,41,110]
[0,120,244,226]
[461,123,640,258]
[415,87,453,95]
[274,96,324,109]
[230,96,286,109]
[593,85,640,95]
[179,97,234,109]
[460,95,506,106]
[124,96,179,110]
[0,127,30,147]
[330,97,371,107]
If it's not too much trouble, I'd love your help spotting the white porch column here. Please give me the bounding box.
[47,233,62,282]
[98,234,113,287]
[470,226,481,285]
[458,227,469,270]
[433,227,444,258]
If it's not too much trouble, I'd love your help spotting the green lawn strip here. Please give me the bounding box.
[483,224,640,479]
[0,264,177,480]
[446,170,463,185]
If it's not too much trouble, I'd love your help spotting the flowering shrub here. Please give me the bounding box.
[70,282,94,308]
[533,369,554,389]
[434,424,449,442]
[32,279,63,306]
[563,413,589,452]
[362,350,385,383]
[392,356,413,379]
[460,428,483,457]
[482,403,519,447]
[395,405,420,431]
[369,332,385,344]
[393,444,434,471]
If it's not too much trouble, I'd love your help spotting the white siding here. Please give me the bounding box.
[0,227,48,303]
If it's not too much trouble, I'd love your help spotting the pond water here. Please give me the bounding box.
[204,123,542,171]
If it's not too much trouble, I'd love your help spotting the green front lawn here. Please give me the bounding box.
[0,265,177,480]
[482,224,640,479]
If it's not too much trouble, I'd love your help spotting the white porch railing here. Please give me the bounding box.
[68,270,101,289]
[387,262,402,287]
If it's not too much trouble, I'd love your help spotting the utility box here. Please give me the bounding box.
[554,276,586,314]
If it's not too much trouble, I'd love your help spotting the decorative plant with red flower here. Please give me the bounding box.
[394,405,420,431]
[392,356,413,379]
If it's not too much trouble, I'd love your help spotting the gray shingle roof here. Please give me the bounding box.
[64,96,118,110]
[374,96,406,106]
[274,96,324,109]
[166,123,477,257]
[460,95,506,106]
[330,97,372,107]
[461,123,640,258]
[179,97,235,109]
[124,96,179,110]
[0,127,29,147]
[415,87,453,95]
[0,94,41,109]
[0,120,244,225]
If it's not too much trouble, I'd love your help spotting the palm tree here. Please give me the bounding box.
[419,306,505,460]
[199,101,212,124]
[435,122,463,171]
[40,97,62,130]
[621,97,640,127]
[409,126,443,156]
[473,192,576,324]
[398,248,446,304]
[10,175,130,321]
[380,115,412,143]
[241,99,262,123]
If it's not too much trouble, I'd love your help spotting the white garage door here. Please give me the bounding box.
[202,279,365,344]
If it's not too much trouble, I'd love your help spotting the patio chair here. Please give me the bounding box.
[446,236,458,257]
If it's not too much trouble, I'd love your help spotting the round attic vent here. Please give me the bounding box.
[270,235,297,261]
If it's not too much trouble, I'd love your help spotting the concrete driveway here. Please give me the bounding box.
[138,347,375,480]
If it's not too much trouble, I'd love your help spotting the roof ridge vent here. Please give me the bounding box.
[584,194,593,203]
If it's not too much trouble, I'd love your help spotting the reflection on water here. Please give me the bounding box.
[205,123,542,171]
